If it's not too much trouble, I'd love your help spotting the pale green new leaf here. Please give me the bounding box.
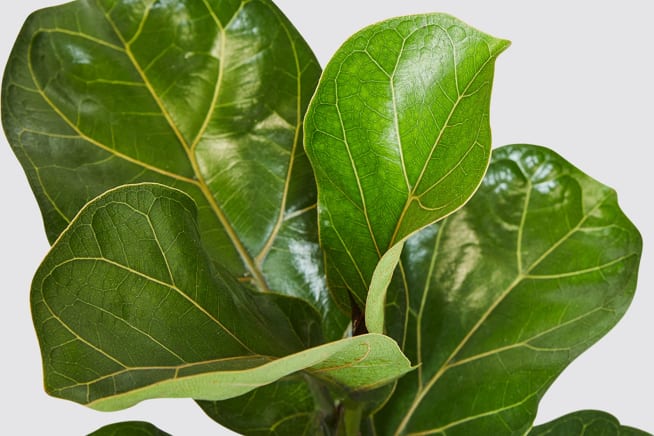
[304,13,509,329]
[2,0,346,338]
[530,410,650,435]
[89,421,171,436]
[31,183,411,411]
[92,332,408,412]
[374,145,642,434]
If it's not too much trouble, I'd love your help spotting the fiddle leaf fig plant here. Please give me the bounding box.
[2,0,648,435]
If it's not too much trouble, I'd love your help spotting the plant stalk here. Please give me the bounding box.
[336,400,364,436]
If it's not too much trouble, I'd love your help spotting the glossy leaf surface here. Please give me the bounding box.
[89,421,171,436]
[2,0,346,338]
[304,13,509,317]
[530,410,650,436]
[374,145,642,434]
[31,183,411,411]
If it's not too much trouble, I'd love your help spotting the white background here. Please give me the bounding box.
[1,1,652,434]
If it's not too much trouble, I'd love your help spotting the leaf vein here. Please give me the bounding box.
[398,192,614,433]
[49,256,255,354]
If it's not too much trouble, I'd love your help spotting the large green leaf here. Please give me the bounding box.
[2,0,346,338]
[529,410,650,435]
[31,183,411,411]
[89,421,171,436]
[374,145,642,434]
[304,13,509,329]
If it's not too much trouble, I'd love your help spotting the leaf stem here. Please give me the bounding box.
[304,375,339,434]
[337,400,364,436]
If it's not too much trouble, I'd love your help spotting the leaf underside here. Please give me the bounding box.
[2,0,347,339]
[373,144,642,435]
[304,13,509,331]
[31,183,412,412]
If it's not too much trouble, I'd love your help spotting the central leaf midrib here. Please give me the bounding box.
[396,191,614,434]
[388,46,499,249]
[97,3,270,291]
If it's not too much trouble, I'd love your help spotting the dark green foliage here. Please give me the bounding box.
[2,1,647,435]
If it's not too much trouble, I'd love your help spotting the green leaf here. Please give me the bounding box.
[88,421,171,436]
[31,183,411,411]
[304,13,510,328]
[199,374,399,436]
[373,145,642,434]
[198,375,334,435]
[530,410,650,435]
[2,0,346,339]
[196,290,332,435]
[89,331,405,412]
[365,241,404,333]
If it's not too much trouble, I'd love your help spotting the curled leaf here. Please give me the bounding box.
[530,410,650,436]
[31,183,411,411]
